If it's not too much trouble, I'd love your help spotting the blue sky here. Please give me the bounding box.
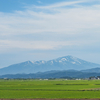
[0,0,100,68]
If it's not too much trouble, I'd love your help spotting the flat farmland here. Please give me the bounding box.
[0,79,100,99]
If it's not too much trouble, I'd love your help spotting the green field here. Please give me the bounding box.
[0,79,100,99]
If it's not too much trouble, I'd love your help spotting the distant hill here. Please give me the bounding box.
[0,55,100,75]
[82,67,100,73]
[0,70,100,79]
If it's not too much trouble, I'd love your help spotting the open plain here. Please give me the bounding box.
[0,79,100,99]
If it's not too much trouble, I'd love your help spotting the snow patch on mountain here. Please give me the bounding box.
[31,61,35,64]
[51,61,53,64]
[61,58,67,61]
[59,60,62,63]
[72,62,76,64]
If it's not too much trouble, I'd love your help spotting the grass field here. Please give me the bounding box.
[0,79,100,99]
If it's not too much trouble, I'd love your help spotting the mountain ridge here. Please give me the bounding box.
[0,55,100,75]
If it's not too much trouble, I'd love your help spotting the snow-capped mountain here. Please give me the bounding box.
[0,55,100,75]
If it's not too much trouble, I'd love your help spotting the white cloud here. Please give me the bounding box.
[0,0,100,52]
[29,0,88,9]
[0,38,99,53]
[0,1,100,36]
[0,40,77,53]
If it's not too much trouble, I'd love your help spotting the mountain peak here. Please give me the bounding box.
[0,55,100,75]
[56,55,79,62]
